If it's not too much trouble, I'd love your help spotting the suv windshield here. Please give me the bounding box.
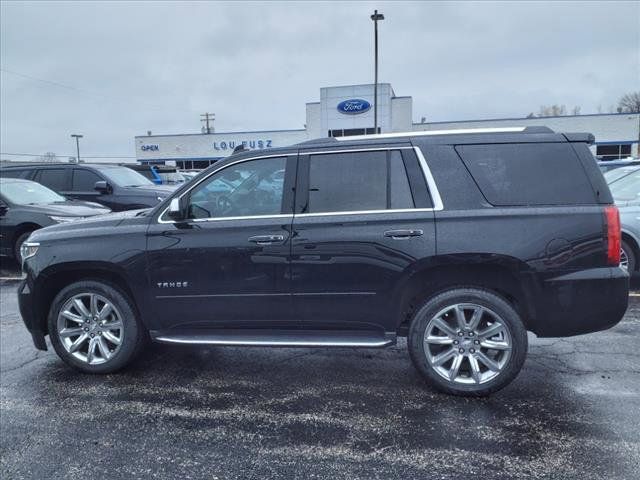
[0,181,65,205]
[158,171,185,185]
[609,170,640,203]
[99,167,153,187]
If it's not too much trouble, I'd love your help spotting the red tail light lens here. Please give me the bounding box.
[605,205,621,266]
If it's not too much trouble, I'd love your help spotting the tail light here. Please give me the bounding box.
[604,205,621,266]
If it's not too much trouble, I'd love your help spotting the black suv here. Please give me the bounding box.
[17,127,628,396]
[1,163,174,211]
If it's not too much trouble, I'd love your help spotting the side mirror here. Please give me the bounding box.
[167,197,188,221]
[94,180,111,194]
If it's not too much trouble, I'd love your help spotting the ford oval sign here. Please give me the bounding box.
[337,99,371,115]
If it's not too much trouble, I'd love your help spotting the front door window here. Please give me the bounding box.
[188,157,287,219]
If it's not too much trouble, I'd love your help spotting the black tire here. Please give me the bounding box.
[48,280,146,374]
[621,240,636,274]
[13,231,33,262]
[408,287,528,397]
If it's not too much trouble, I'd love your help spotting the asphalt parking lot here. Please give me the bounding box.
[1,267,639,479]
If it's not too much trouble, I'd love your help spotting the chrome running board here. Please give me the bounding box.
[151,329,396,348]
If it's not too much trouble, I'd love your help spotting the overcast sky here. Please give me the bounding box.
[1,0,639,159]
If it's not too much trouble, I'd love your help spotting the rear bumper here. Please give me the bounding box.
[17,279,47,351]
[530,266,629,337]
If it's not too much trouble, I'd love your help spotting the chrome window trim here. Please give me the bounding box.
[156,145,443,224]
[334,127,526,142]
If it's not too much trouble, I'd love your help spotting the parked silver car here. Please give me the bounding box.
[606,167,640,273]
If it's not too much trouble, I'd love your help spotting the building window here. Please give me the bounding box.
[328,127,381,137]
[596,144,632,161]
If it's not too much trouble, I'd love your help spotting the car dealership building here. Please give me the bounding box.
[135,83,640,169]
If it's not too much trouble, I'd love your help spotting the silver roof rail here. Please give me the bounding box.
[334,126,553,142]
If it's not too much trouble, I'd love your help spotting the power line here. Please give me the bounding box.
[0,66,167,112]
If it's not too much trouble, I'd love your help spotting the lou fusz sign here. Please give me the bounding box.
[213,139,273,151]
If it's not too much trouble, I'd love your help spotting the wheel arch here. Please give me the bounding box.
[12,222,42,251]
[393,255,534,335]
[621,230,639,270]
[34,262,141,335]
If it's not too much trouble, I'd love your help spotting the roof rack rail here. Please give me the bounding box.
[296,137,338,146]
[334,126,554,141]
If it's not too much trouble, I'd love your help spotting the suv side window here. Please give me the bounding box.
[306,150,415,213]
[72,169,103,192]
[187,156,287,219]
[1,169,28,179]
[34,168,68,191]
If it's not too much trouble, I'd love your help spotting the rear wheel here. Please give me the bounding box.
[620,240,636,274]
[408,287,528,396]
[48,280,145,373]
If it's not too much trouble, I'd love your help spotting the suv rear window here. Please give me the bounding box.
[455,143,596,206]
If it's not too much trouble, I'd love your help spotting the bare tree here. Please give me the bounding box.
[39,152,58,163]
[618,92,640,113]
[537,104,567,117]
[571,106,581,115]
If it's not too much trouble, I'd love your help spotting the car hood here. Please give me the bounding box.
[120,184,176,196]
[20,200,111,217]
[28,208,151,242]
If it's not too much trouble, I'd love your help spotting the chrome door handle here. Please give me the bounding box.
[383,229,424,239]
[248,234,285,245]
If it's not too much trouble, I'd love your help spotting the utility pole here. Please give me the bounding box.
[200,112,215,134]
[370,10,384,135]
[70,134,83,163]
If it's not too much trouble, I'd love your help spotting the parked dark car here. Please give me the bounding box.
[1,163,174,211]
[124,164,186,186]
[17,126,628,396]
[0,177,110,261]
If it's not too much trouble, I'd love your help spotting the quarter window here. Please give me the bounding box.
[187,157,287,219]
[306,150,415,213]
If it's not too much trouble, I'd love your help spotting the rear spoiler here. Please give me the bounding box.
[562,132,595,145]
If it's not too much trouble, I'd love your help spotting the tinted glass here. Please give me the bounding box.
[0,180,65,205]
[389,150,414,209]
[456,143,596,206]
[99,167,152,187]
[307,150,415,213]
[0,169,28,179]
[188,157,287,219]
[35,169,67,191]
[308,151,387,212]
[72,169,103,191]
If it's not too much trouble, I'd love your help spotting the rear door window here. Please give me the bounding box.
[34,168,69,192]
[305,150,415,213]
[455,143,596,206]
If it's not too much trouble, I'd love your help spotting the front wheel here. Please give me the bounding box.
[408,287,528,396]
[48,280,145,374]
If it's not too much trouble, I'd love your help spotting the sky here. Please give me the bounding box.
[1,0,639,159]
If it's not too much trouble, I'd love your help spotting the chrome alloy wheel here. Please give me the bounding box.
[424,303,512,385]
[56,293,124,365]
[620,247,629,272]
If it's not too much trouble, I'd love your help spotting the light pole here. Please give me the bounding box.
[70,134,83,163]
[370,9,384,134]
